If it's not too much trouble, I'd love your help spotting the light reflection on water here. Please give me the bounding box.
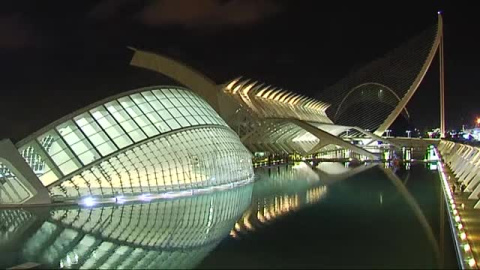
[0,184,253,269]
[230,161,380,239]
[1,161,454,269]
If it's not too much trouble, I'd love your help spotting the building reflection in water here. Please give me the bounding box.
[0,184,253,269]
[230,161,379,238]
[230,162,345,238]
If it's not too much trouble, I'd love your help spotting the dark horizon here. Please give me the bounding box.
[1,0,479,141]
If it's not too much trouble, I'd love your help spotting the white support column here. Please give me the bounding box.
[0,139,51,205]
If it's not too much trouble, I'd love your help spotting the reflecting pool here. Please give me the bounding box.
[0,184,253,269]
[0,161,458,269]
[199,162,458,269]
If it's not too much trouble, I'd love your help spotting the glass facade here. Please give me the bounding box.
[0,184,252,269]
[49,127,253,199]
[14,86,252,200]
[0,161,32,204]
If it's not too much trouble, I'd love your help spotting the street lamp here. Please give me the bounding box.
[406,130,411,138]
[385,129,392,137]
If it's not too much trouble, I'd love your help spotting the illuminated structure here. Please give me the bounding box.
[1,14,445,206]
[0,184,252,269]
[0,86,253,205]
[131,49,392,162]
[320,14,444,136]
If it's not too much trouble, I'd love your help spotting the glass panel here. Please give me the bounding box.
[57,120,99,166]
[140,125,159,137]
[113,135,133,149]
[118,119,136,132]
[118,96,136,109]
[130,93,147,104]
[137,102,154,114]
[39,171,59,186]
[161,99,174,109]
[177,117,190,128]
[128,130,147,142]
[141,91,157,101]
[166,119,181,130]
[168,108,182,118]
[132,115,151,128]
[58,160,80,175]
[155,122,171,133]
[89,133,117,156]
[38,131,81,175]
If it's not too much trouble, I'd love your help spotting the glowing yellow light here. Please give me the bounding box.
[458,224,463,230]
[226,79,238,90]
[232,84,242,94]
[476,118,480,125]
[269,89,282,100]
[469,258,476,267]
[455,215,461,222]
[274,90,287,101]
[243,214,254,231]
[257,212,266,223]
[293,98,301,105]
[461,232,467,240]
[263,88,276,99]
[464,244,471,252]
[243,83,255,95]
[453,209,458,215]
[256,87,269,97]
[279,93,292,103]
[284,94,295,103]
[288,95,298,105]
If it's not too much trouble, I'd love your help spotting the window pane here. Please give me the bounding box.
[114,135,133,149]
[118,96,135,109]
[58,160,79,175]
[141,91,157,101]
[104,125,124,139]
[96,141,117,156]
[128,129,147,142]
[166,119,181,130]
[177,117,190,128]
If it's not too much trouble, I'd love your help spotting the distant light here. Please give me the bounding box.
[464,244,471,252]
[437,11,441,14]
[461,232,467,240]
[82,197,96,207]
[469,258,476,267]
[139,194,152,201]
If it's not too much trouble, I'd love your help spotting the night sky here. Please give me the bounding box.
[1,0,479,141]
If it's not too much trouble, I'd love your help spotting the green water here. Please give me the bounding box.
[0,162,457,269]
[198,162,458,269]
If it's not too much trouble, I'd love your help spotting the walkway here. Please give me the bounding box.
[444,164,480,268]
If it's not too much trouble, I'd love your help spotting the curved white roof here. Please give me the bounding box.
[17,86,229,187]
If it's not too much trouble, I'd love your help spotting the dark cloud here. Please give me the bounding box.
[0,13,36,49]
[86,0,134,21]
[139,0,282,29]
